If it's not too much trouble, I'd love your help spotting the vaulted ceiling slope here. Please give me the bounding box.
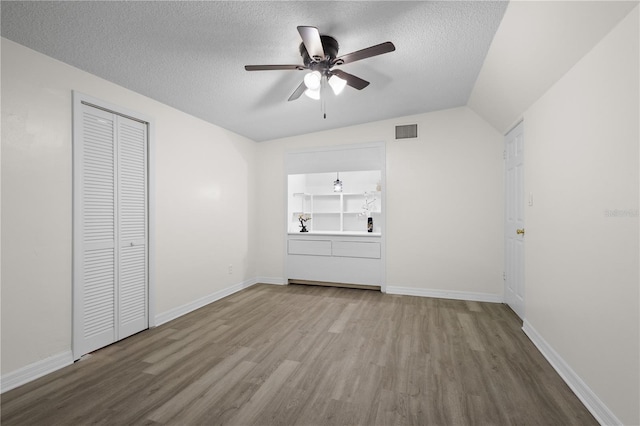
[469,0,639,134]
[0,1,508,142]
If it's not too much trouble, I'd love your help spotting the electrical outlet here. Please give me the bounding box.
[228,264,233,274]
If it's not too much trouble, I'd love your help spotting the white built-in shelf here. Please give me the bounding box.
[289,191,381,234]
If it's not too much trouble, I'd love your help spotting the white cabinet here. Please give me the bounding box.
[287,234,383,286]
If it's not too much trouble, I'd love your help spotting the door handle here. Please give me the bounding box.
[516,228,525,235]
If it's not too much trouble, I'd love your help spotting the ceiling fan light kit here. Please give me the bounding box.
[245,26,395,114]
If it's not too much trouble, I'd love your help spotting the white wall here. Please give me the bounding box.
[1,39,258,375]
[256,107,504,298]
[523,7,639,425]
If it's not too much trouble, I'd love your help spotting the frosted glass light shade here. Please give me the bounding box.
[329,75,346,95]
[303,71,322,90]
[304,88,320,100]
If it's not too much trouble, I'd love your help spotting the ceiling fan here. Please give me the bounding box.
[245,26,395,102]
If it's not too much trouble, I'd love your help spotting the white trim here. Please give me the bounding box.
[154,279,258,326]
[1,351,73,394]
[256,277,288,285]
[386,285,502,303]
[522,320,621,426]
[504,117,525,136]
[147,115,157,327]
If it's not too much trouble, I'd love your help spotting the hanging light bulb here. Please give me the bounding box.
[328,74,347,95]
[333,172,343,192]
[303,71,322,91]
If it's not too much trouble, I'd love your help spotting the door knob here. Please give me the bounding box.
[516,228,525,235]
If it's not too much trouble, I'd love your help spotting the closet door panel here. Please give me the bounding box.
[82,247,115,340]
[117,117,148,339]
[74,106,117,357]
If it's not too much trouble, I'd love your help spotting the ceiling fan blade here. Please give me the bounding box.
[288,81,307,101]
[245,65,305,71]
[331,69,370,90]
[334,41,396,66]
[297,26,325,60]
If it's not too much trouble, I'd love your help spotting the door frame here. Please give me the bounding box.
[72,91,156,359]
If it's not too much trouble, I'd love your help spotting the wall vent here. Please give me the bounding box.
[395,124,418,140]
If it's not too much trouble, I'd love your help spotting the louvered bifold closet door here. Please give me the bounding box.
[74,103,148,360]
[117,117,148,339]
[74,106,118,357]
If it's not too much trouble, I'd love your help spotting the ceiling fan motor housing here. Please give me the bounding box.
[300,35,339,68]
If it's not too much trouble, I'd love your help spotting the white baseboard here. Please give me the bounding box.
[1,351,73,394]
[522,320,621,426]
[385,285,502,303]
[256,277,287,285]
[155,278,258,326]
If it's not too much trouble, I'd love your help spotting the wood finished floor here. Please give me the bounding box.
[1,284,597,425]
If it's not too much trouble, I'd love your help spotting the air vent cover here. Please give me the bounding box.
[395,124,418,139]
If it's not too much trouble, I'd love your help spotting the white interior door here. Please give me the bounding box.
[73,102,148,359]
[504,121,525,319]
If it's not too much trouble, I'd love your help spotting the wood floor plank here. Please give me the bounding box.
[328,302,358,333]
[456,312,486,352]
[1,284,598,426]
[226,359,300,425]
[178,360,257,424]
[147,346,253,423]
[143,323,232,375]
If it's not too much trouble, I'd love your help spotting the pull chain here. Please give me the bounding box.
[322,76,327,119]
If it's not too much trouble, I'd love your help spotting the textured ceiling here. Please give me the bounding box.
[1,1,508,142]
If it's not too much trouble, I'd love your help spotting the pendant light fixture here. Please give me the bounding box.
[333,172,343,192]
